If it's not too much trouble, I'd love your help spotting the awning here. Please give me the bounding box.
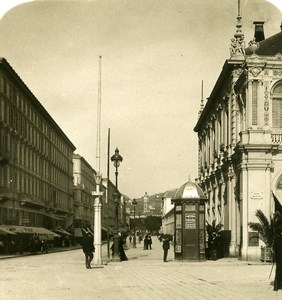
[0,227,17,236]
[56,229,72,236]
[273,191,282,214]
[0,225,60,240]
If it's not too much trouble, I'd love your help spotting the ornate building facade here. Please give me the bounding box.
[194,9,282,261]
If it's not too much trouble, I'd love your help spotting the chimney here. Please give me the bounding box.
[253,21,265,42]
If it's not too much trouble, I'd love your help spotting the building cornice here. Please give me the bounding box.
[0,57,76,150]
[194,59,244,133]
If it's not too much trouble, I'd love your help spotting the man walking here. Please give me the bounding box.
[162,237,170,262]
[82,231,95,269]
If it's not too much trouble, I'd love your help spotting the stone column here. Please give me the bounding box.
[92,173,103,267]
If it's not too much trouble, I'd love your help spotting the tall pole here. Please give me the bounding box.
[106,128,110,259]
[93,55,103,267]
[115,166,118,190]
[133,205,136,248]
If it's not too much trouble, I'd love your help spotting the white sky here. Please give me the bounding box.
[0,0,281,199]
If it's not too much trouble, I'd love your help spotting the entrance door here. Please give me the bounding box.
[183,228,198,260]
[182,208,198,260]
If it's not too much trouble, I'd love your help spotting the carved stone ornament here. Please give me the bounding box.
[232,68,243,77]
[249,66,262,77]
[237,94,245,108]
[230,37,245,57]
[273,70,282,76]
[264,112,269,125]
[248,38,260,55]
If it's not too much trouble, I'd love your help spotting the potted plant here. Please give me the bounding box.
[206,220,223,260]
[248,209,274,262]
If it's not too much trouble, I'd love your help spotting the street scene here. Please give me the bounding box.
[0,236,279,300]
[1,0,282,299]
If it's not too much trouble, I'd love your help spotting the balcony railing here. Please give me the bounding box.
[271,133,282,144]
[0,150,10,167]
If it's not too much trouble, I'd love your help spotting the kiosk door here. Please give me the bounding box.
[182,204,199,260]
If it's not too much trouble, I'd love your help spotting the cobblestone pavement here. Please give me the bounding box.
[0,236,280,300]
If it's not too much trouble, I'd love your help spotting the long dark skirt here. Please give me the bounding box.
[274,263,282,291]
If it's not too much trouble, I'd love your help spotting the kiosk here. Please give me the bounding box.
[172,180,207,261]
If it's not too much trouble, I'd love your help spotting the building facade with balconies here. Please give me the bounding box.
[0,58,76,230]
[72,153,96,238]
[194,15,282,261]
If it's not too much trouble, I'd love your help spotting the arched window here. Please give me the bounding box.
[272,81,282,128]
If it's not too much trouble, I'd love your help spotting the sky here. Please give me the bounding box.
[0,0,281,199]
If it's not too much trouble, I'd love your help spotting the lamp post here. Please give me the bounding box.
[111,148,123,261]
[132,199,137,248]
[111,148,123,190]
[9,179,15,225]
[113,192,121,261]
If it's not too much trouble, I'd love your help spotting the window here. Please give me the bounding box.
[252,81,258,125]
[272,81,282,128]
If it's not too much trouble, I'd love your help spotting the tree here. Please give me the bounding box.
[248,209,274,247]
[144,216,162,233]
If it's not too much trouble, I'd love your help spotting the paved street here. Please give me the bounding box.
[0,236,280,300]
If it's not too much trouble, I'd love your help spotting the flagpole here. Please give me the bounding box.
[93,55,103,267]
[107,128,110,259]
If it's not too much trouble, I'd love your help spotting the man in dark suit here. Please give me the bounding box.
[82,231,95,269]
[162,237,170,262]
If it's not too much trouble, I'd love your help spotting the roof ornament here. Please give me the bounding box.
[198,80,204,117]
[248,37,260,56]
[230,0,245,59]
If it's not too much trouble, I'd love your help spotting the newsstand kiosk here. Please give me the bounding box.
[171,180,207,261]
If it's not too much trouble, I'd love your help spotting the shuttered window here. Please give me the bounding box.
[272,82,282,128]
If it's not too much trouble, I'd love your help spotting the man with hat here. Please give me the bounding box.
[82,231,95,269]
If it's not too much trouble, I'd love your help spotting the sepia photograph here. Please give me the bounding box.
[0,0,282,299]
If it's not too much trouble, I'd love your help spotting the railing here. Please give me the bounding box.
[271,133,282,144]
[0,149,10,166]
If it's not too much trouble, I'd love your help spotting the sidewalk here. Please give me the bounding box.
[0,236,280,300]
[0,244,82,260]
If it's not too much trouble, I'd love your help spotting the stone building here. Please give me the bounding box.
[0,58,76,230]
[72,153,96,238]
[194,5,282,261]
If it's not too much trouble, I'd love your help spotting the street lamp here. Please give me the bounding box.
[111,148,123,190]
[132,198,137,248]
[113,192,121,261]
[9,179,15,225]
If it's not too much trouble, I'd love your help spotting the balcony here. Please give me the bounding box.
[19,193,45,209]
[0,150,10,167]
[53,205,68,215]
[0,186,10,202]
[272,133,282,144]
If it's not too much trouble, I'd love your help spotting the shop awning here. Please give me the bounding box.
[56,229,72,236]
[0,225,60,240]
[273,191,282,214]
[0,227,17,236]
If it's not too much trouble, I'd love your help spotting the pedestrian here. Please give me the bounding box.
[0,240,4,254]
[273,212,282,291]
[143,235,148,250]
[82,231,95,269]
[41,240,48,254]
[129,235,132,244]
[147,235,152,249]
[162,237,170,262]
[118,233,128,261]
